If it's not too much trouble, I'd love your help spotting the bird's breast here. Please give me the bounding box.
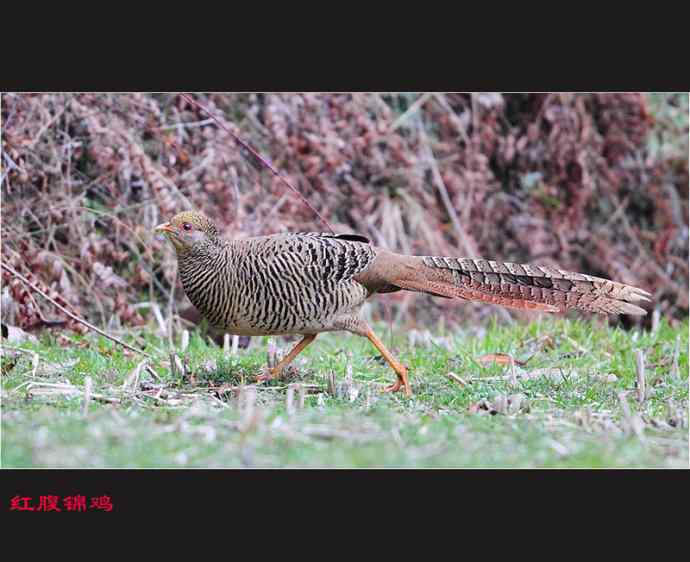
[177,241,370,335]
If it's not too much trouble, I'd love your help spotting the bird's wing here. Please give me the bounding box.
[293,232,371,244]
[254,232,377,284]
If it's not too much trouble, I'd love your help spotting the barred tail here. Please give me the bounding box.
[392,255,651,315]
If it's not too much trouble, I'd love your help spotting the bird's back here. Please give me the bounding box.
[178,231,376,335]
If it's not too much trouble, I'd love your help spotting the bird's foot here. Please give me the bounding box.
[382,365,412,397]
[382,381,412,397]
[383,380,402,393]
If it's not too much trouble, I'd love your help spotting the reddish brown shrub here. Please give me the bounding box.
[1,93,687,333]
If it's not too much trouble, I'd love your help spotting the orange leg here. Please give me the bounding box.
[364,327,411,397]
[256,334,317,383]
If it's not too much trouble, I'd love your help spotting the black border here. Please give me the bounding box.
[2,31,689,92]
[3,32,688,528]
[3,468,689,517]
[3,2,690,91]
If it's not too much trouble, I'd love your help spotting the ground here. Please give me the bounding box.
[1,317,687,468]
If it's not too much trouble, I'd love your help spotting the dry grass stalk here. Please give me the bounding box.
[169,352,179,379]
[25,381,121,404]
[617,392,646,442]
[670,335,681,380]
[30,351,39,378]
[344,357,353,387]
[180,330,190,353]
[509,356,518,387]
[151,303,167,337]
[651,307,661,334]
[286,383,296,416]
[327,372,337,397]
[173,354,185,379]
[298,384,306,409]
[0,344,36,355]
[564,335,588,355]
[145,365,163,383]
[239,385,258,432]
[343,355,360,402]
[447,372,468,387]
[266,338,278,368]
[82,376,93,416]
[635,349,646,403]
[364,385,374,408]
[123,359,148,393]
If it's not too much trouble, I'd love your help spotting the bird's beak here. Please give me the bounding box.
[154,222,175,235]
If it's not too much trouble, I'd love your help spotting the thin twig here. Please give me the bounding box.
[155,118,214,131]
[180,93,334,234]
[388,93,433,133]
[1,263,151,358]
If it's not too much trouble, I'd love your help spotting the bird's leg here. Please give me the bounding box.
[363,327,411,397]
[256,334,317,383]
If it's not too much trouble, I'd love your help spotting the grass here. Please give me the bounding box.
[1,316,687,468]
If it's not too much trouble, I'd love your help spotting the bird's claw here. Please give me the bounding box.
[383,381,402,393]
[382,373,412,398]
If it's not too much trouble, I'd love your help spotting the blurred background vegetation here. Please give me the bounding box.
[1,93,688,339]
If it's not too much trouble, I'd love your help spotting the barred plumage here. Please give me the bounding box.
[156,210,652,397]
[177,232,375,336]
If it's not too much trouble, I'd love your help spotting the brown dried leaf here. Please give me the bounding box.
[476,353,526,367]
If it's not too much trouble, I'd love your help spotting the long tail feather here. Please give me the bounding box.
[413,256,651,316]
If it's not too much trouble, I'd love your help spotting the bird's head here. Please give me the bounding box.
[154,211,220,253]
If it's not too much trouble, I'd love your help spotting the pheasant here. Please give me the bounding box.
[155,211,651,397]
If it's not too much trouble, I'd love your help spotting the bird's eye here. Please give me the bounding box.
[182,223,193,232]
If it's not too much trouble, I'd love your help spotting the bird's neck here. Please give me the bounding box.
[176,238,223,260]
[177,240,229,320]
